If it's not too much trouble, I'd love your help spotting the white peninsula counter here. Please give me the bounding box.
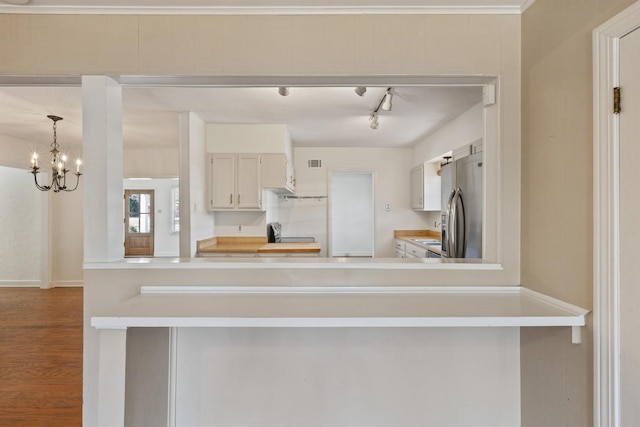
[88,270,588,427]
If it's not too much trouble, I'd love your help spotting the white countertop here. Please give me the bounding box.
[91,286,588,342]
[84,257,501,270]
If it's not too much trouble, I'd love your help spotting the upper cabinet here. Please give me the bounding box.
[207,153,262,211]
[205,124,296,210]
[260,153,295,193]
[410,162,441,211]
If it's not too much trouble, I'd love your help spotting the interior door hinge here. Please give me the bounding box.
[614,87,621,114]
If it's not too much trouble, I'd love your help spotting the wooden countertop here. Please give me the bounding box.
[197,236,321,254]
[394,229,441,239]
[259,243,321,253]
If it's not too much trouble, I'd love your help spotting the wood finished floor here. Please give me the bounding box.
[0,288,82,427]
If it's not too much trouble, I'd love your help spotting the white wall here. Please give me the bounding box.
[51,187,83,286]
[0,137,84,288]
[123,178,180,257]
[123,147,179,178]
[413,102,484,165]
[0,166,43,286]
[206,123,290,153]
[286,147,434,257]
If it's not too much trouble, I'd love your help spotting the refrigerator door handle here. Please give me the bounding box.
[456,188,467,258]
[446,189,456,256]
[449,188,460,257]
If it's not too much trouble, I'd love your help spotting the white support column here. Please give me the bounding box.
[82,76,124,262]
[97,328,128,427]
[178,113,191,258]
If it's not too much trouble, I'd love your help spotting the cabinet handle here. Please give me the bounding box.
[238,194,241,204]
[230,194,233,205]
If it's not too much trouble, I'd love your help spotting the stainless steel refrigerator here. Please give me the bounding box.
[440,151,483,258]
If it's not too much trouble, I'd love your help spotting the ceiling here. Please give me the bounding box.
[0,85,483,152]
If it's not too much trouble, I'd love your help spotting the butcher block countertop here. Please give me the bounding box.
[258,243,321,253]
[197,236,321,254]
[394,229,441,240]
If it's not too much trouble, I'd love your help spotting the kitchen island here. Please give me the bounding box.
[196,236,321,257]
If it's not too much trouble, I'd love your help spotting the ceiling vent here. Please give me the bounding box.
[307,159,323,169]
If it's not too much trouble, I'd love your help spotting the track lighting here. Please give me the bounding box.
[278,87,289,96]
[381,89,393,111]
[369,113,379,130]
[366,87,393,129]
[354,86,367,97]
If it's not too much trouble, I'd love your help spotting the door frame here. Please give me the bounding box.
[124,189,155,257]
[593,4,640,426]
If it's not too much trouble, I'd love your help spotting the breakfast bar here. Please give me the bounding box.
[90,280,588,426]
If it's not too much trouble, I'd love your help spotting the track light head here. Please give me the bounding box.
[354,86,367,97]
[369,113,379,130]
[381,90,393,111]
[278,87,289,96]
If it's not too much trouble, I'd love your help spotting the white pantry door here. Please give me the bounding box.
[329,172,374,257]
[618,26,640,425]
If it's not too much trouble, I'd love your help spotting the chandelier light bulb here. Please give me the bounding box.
[76,159,82,173]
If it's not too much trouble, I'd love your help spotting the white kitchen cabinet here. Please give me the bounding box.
[260,153,295,193]
[405,241,428,258]
[410,162,441,211]
[207,153,262,211]
[395,239,406,258]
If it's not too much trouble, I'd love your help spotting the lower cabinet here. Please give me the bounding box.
[395,239,406,258]
[405,242,428,258]
[396,239,429,258]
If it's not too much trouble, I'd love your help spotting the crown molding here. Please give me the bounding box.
[0,4,524,15]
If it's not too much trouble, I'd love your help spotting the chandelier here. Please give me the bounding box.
[30,115,82,192]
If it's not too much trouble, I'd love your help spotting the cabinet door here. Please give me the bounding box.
[236,154,261,209]
[410,165,424,209]
[260,153,294,192]
[260,153,286,188]
[209,154,235,210]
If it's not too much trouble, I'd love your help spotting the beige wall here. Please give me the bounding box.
[521,0,635,425]
[0,12,522,281]
[0,12,522,425]
[1,14,511,76]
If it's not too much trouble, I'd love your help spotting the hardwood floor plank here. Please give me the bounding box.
[0,288,82,427]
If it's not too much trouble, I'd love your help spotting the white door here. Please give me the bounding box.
[329,172,374,257]
[618,26,640,424]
